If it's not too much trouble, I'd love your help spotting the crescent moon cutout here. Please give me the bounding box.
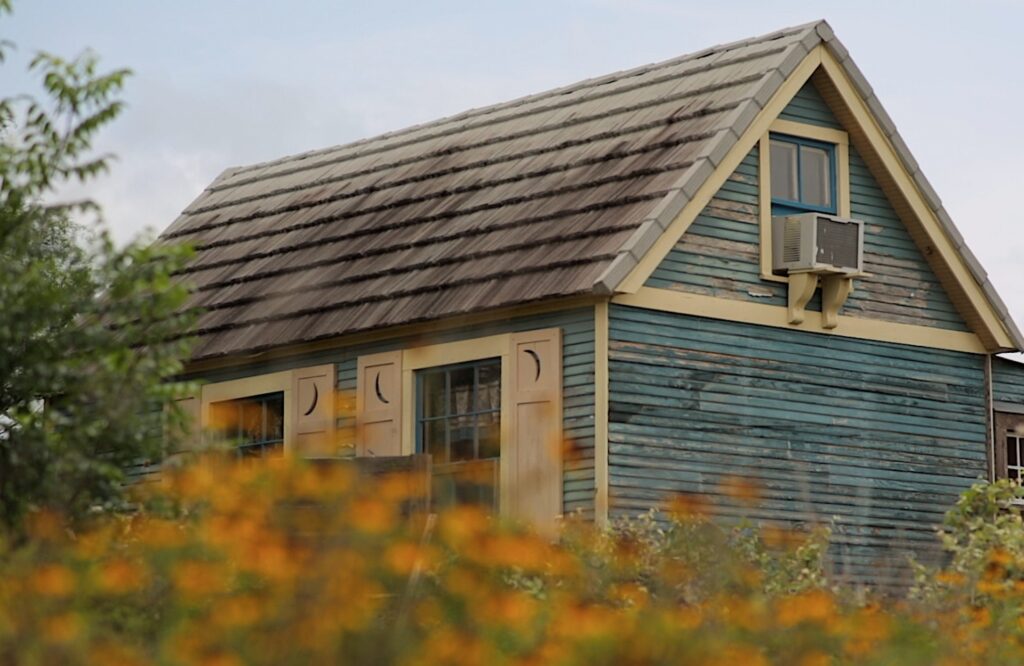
[524,349,541,382]
[303,383,318,416]
[375,371,390,404]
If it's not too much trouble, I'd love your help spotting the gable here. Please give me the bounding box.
[616,39,1021,353]
[645,79,970,336]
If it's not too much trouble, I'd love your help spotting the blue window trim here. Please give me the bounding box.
[770,132,837,215]
[414,357,501,458]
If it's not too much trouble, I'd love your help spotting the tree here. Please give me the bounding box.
[0,0,195,533]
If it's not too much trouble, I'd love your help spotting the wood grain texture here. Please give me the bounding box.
[608,304,987,587]
[994,357,1024,405]
[645,80,969,334]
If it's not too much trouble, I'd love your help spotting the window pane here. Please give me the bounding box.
[265,393,284,441]
[421,371,447,418]
[800,145,831,208]
[477,361,501,412]
[478,412,500,460]
[450,414,475,461]
[770,140,798,201]
[423,418,447,463]
[1008,435,1018,467]
[449,366,475,415]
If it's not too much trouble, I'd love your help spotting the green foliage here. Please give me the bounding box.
[0,2,194,534]
[911,479,1024,603]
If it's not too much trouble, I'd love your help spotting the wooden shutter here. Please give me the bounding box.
[293,364,336,457]
[356,351,403,457]
[508,328,563,529]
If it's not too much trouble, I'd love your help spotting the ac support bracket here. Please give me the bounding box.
[786,271,818,325]
[821,275,854,329]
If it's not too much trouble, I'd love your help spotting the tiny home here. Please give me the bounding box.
[161,21,1024,586]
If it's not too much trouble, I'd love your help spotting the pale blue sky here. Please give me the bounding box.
[3,1,1023,328]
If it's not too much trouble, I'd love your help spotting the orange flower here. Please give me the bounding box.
[385,541,434,575]
[97,558,148,594]
[172,560,227,600]
[720,475,762,506]
[666,493,710,521]
[42,612,80,643]
[348,497,396,534]
[30,564,75,597]
[774,590,835,628]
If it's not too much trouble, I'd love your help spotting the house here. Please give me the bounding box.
[161,21,1024,586]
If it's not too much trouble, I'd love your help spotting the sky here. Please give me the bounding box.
[3,0,1023,332]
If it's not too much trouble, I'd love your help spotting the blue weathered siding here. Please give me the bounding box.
[609,305,987,586]
[190,308,596,517]
[646,80,968,332]
[994,356,1024,406]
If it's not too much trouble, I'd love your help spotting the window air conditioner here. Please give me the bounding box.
[771,212,864,276]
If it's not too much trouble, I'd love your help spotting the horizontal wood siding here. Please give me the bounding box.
[646,80,968,332]
[189,309,596,517]
[609,304,987,587]
[994,357,1024,406]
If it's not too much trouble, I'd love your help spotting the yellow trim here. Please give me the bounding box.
[759,120,851,282]
[399,333,512,456]
[184,295,598,376]
[770,118,849,148]
[200,370,297,455]
[594,301,610,525]
[618,46,824,293]
[817,50,1015,351]
[614,287,987,354]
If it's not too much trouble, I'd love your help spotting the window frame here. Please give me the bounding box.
[209,390,287,458]
[399,333,513,510]
[415,357,503,510]
[994,410,1024,482]
[759,119,850,283]
[201,370,297,455]
[769,132,838,215]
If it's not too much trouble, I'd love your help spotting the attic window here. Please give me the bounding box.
[770,133,836,214]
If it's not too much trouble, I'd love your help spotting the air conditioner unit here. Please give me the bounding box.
[771,212,864,276]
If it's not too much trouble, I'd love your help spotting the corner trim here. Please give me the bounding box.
[594,301,610,525]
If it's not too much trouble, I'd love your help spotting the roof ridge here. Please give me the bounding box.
[217,21,823,182]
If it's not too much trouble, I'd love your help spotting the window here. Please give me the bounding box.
[1007,428,1023,481]
[417,358,501,509]
[995,411,1024,481]
[356,328,562,527]
[758,120,850,282]
[770,133,836,214]
[190,365,335,457]
[210,392,285,458]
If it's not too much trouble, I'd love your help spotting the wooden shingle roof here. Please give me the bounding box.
[162,20,1023,361]
[165,23,823,360]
